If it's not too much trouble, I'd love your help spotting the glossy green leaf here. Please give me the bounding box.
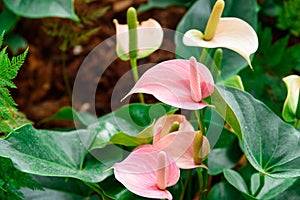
[207,181,244,200]
[39,107,97,127]
[4,34,27,55]
[89,103,177,149]
[3,0,79,21]
[223,169,250,195]
[21,176,97,200]
[209,86,242,139]
[0,8,18,33]
[222,75,244,91]
[250,173,296,199]
[217,86,300,178]
[175,0,257,79]
[272,178,300,200]
[208,129,243,175]
[0,124,112,183]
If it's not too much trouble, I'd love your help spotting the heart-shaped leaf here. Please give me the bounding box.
[0,124,112,183]
[3,0,79,21]
[216,86,300,178]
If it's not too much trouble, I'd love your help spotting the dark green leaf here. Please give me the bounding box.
[272,178,300,200]
[208,129,243,175]
[0,124,112,183]
[217,86,300,178]
[207,181,245,200]
[39,107,97,127]
[0,8,18,33]
[3,0,79,21]
[4,34,27,54]
[21,176,96,200]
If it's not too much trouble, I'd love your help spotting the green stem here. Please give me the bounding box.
[294,119,300,129]
[197,168,203,200]
[62,53,72,103]
[130,58,144,103]
[179,170,192,200]
[253,173,265,197]
[195,110,204,132]
[201,160,208,200]
[83,181,105,198]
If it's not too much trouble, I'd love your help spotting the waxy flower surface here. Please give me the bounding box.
[113,18,163,60]
[113,115,210,199]
[114,147,180,200]
[183,0,258,68]
[282,75,300,122]
[124,57,215,110]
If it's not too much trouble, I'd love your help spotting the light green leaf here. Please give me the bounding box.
[3,0,79,21]
[222,75,244,91]
[0,124,112,183]
[223,169,250,195]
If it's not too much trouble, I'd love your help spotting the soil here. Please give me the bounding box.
[11,0,186,128]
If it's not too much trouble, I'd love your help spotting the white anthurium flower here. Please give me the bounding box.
[282,75,300,123]
[113,18,163,61]
[183,0,258,69]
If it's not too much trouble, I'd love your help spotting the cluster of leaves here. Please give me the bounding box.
[277,0,300,36]
[0,32,28,134]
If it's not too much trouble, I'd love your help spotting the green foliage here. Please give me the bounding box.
[43,3,109,52]
[0,32,28,134]
[0,157,42,200]
[240,26,300,115]
[277,0,300,36]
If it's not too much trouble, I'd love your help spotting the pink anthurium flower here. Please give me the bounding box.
[113,18,163,60]
[123,57,215,110]
[114,147,180,200]
[136,115,210,169]
[183,0,258,69]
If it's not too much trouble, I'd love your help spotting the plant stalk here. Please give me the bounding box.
[130,58,144,103]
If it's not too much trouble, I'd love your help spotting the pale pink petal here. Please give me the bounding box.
[114,19,163,60]
[124,59,214,110]
[183,18,258,68]
[153,131,208,169]
[153,115,187,144]
[114,147,179,200]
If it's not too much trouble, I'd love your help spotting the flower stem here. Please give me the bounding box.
[253,173,265,197]
[179,170,192,200]
[130,58,144,103]
[83,181,105,198]
[294,119,300,129]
